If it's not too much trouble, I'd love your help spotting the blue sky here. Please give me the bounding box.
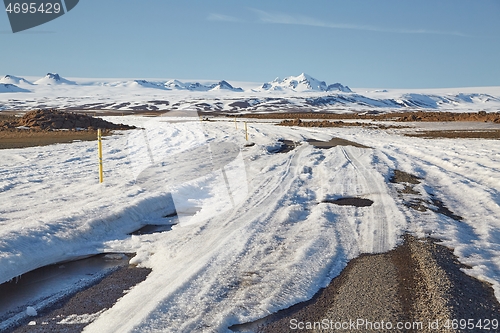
[1,0,499,88]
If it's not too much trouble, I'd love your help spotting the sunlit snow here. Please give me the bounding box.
[0,113,499,332]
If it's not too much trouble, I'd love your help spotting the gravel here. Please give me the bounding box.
[247,235,500,333]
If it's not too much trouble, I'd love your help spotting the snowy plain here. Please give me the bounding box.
[1,74,500,332]
[0,114,499,332]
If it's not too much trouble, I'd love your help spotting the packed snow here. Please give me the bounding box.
[1,112,499,332]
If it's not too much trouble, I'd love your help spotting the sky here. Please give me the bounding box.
[0,0,499,88]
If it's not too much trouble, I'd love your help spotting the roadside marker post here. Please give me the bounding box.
[98,129,104,183]
[235,116,238,130]
[245,121,248,141]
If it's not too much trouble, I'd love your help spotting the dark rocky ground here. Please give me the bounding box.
[0,109,135,131]
[0,109,136,149]
[235,111,500,123]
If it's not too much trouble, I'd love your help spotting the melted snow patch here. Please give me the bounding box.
[57,309,106,325]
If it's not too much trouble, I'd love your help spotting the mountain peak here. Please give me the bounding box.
[0,83,30,93]
[46,73,61,81]
[0,75,33,85]
[296,73,313,81]
[35,73,76,85]
[258,73,348,92]
[209,80,243,92]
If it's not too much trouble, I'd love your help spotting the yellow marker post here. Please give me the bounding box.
[244,121,248,141]
[235,116,238,130]
[97,129,104,183]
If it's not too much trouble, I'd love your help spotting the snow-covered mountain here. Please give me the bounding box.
[132,80,170,90]
[0,83,30,93]
[1,72,499,113]
[165,79,185,90]
[0,75,33,86]
[326,82,352,93]
[104,79,243,92]
[257,73,352,93]
[163,79,243,92]
[34,73,77,85]
[208,80,243,92]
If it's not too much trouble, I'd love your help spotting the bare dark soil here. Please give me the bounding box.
[234,111,500,123]
[1,109,135,131]
[405,130,500,139]
[321,197,374,207]
[390,170,464,220]
[272,137,370,154]
[390,170,421,185]
[0,109,136,149]
[0,130,105,149]
[307,138,371,149]
[267,112,500,138]
[277,118,405,129]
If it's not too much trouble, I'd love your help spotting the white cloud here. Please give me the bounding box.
[250,8,471,38]
[207,13,241,23]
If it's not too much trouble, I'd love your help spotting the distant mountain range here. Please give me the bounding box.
[1,72,499,113]
[0,73,350,93]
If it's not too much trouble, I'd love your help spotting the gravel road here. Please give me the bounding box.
[252,235,500,333]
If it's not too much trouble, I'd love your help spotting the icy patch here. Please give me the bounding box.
[26,306,37,316]
[57,309,106,325]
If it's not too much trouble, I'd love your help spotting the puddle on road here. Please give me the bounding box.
[269,137,369,154]
[267,139,300,154]
[321,197,374,207]
[6,264,151,333]
[129,212,178,235]
[277,139,300,153]
[0,253,131,325]
[307,137,371,149]
[130,224,173,235]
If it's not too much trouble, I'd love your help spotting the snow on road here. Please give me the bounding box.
[1,115,499,332]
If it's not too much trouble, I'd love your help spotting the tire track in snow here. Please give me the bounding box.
[84,146,309,333]
[339,146,401,253]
